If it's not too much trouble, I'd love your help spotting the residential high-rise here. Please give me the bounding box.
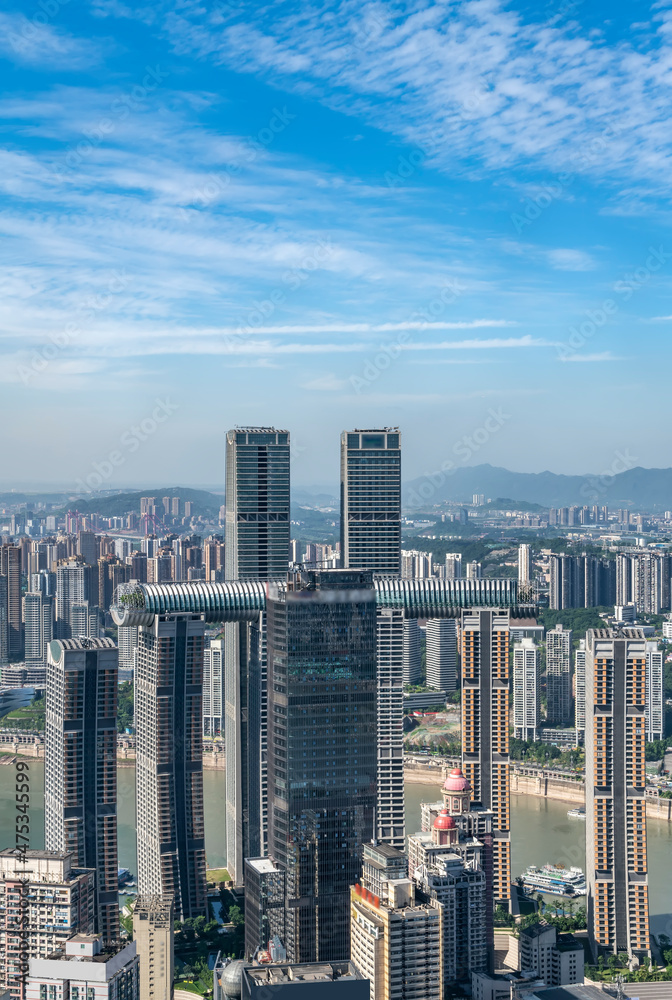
[70,600,102,640]
[340,428,401,575]
[426,618,458,693]
[45,637,120,943]
[550,555,616,609]
[224,426,290,884]
[77,530,98,566]
[1,543,22,658]
[461,609,511,906]
[0,850,95,995]
[266,570,378,963]
[518,544,532,584]
[22,591,54,666]
[117,624,138,682]
[203,636,225,736]
[645,641,664,743]
[135,613,208,920]
[585,628,650,961]
[445,553,463,579]
[350,876,442,1000]
[466,560,482,580]
[0,575,8,665]
[546,624,573,726]
[402,617,422,684]
[133,896,175,1000]
[574,640,586,742]
[375,608,406,849]
[617,552,670,615]
[513,638,540,741]
[56,560,89,636]
[26,936,139,1000]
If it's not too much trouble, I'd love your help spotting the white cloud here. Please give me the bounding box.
[301,374,349,391]
[0,13,101,69]
[558,352,626,362]
[546,248,597,271]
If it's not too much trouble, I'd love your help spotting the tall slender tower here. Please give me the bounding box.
[45,637,120,942]
[1,543,22,658]
[460,608,511,913]
[375,608,406,849]
[340,428,401,575]
[513,638,540,741]
[266,570,378,963]
[135,613,208,920]
[645,640,664,742]
[23,592,54,666]
[585,628,650,961]
[224,426,290,884]
[575,640,587,743]
[546,624,573,725]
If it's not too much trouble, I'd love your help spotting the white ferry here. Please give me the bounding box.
[567,808,586,820]
[520,864,586,897]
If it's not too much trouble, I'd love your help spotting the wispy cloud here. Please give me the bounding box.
[546,248,597,271]
[558,352,626,362]
[0,12,101,69]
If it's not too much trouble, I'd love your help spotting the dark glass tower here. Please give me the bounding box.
[340,428,401,575]
[266,569,378,963]
[45,637,119,942]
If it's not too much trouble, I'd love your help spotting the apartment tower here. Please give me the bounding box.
[546,624,573,726]
[45,638,120,942]
[585,628,650,961]
[133,895,175,1000]
[513,638,540,741]
[135,613,208,920]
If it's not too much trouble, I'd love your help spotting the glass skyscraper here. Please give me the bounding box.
[340,428,401,575]
[266,570,378,963]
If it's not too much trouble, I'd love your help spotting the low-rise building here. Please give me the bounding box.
[26,935,139,999]
[518,923,584,986]
[242,962,369,999]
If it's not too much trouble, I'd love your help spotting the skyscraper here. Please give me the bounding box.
[45,637,120,943]
[135,613,208,920]
[585,628,650,961]
[375,608,406,849]
[461,608,511,906]
[266,570,378,963]
[340,428,401,575]
[224,426,290,883]
[203,636,225,736]
[426,618,458,693]
[1,543,22,658]
[22,591,54,666]
[574,640,586,743]
[546,624,573,726]
[445,553,463,579]
[513,638,540,741]
[56,560,90,636]
[645,641,664,742]
[518,544,532,584]
[0,576,8,665]
[133,896,175,1000]
[402,617,422,684]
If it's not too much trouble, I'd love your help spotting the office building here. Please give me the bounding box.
[45,638,120,942]
[461,609,511,906]
[513,638,540,741]
[0,850,95,994]
[203,636,225,736]
[545,624,573,726]
[445,553,463,579]
[350,877,442,1000]
[645,641,664,743]
[26,936,139,1000]
[135,614,208,920]
[402,617,422,685]
[426,618,457,693]
[242,962,369,1000]
[22,591,54,666]
[375,609,406,849]
[518,544,531,585]
[585,628,650,960]
[133,895,174,1000]
[244,858,286,961]
[340,428,401,575]
[224,426,290,884]
[1,543,22,658]
[77,530,98,566]
[266,570,378,963]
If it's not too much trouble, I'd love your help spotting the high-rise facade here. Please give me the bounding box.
[340,428,401,575]
[45,637,120,943]
[1,543,23,658]
[546,624,573,725]
[426,618,458,693]
[585,628,650,960]
[266,570,378,963]
[461,608,511,905]
[133,895,175,1000]
[22,591,54,666]
[550,554,616,609]
[0,575,8,665]
[513,638,540,741]
[617,552,670,615]
[224,426,290,884]
[0,850,95,995]
[117,624,138,682]
[402,617,422,685]
[518,544,531,584]
[203,636,225,736]
[56,560,89,636]
[445,553,463,579]
[375,608,406,849]
[645,641,664,743]
[574,640,586,742]
[135,613,208,920]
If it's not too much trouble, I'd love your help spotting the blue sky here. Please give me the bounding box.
[2,0,672,491]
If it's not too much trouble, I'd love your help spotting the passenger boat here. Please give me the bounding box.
[520,864,586,897]
[567,808,586,819]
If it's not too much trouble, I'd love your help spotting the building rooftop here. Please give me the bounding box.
[245,962,364,987]
[53,637,117,652]
[523,987,606,1000]
[246,858,281,875]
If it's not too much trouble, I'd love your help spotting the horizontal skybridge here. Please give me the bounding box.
[111,577,525,627]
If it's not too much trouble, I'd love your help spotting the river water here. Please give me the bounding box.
[1,764,669,937]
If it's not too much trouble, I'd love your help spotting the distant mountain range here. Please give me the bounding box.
[403,464,672,509]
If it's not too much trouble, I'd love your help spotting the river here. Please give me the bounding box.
[1,764,670,937]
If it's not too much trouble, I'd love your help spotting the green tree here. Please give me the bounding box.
[117,681,134,732]
[229,905,244,928]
